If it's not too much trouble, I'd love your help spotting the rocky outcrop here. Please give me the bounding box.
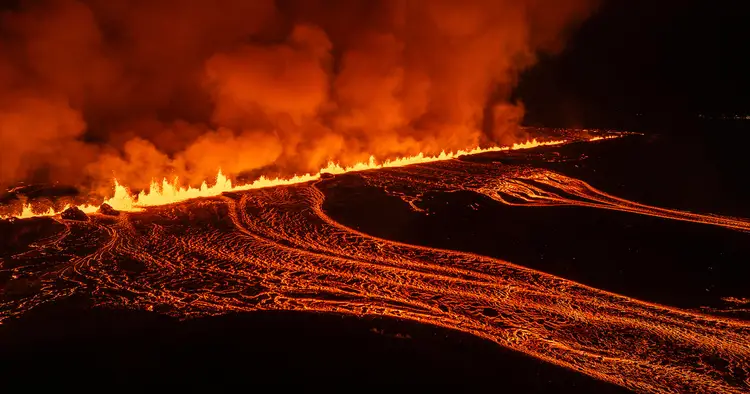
[97,203,120,216]
[61,206,88,221]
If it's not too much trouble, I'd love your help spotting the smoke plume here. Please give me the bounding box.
[0,0,596,195]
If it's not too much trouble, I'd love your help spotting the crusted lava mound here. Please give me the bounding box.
[97,203,119,216]
[0,217,65,253]
[60,206,88,221]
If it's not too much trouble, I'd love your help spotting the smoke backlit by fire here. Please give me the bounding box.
[0,0,597,204]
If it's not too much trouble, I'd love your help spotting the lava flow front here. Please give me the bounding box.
[1,137,749,393]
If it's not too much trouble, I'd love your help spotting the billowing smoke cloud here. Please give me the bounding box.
[0,0,596,195]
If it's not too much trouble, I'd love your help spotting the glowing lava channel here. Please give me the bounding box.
[4,138,573,219]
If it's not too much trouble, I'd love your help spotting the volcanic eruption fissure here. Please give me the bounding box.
[0,0,597,208]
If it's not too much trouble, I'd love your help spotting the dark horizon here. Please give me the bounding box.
[517,0,750,132]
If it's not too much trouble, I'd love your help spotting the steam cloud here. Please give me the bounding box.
[0,0,596,195]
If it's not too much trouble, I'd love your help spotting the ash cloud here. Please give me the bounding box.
[0,0,596,195]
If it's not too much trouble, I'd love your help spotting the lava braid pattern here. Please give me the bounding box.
[1,162,749,393]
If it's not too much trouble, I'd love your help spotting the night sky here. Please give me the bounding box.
[517,0,750,130]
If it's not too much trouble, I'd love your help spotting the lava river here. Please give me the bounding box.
[1,158,749,393]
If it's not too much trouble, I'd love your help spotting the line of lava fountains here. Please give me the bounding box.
[4,137,610,220]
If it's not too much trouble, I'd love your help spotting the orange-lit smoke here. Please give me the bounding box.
[0,0,597,194]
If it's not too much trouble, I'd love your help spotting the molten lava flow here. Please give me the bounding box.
[1,157,749,393]
[2,137,570,219]
[361,163,750,232]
